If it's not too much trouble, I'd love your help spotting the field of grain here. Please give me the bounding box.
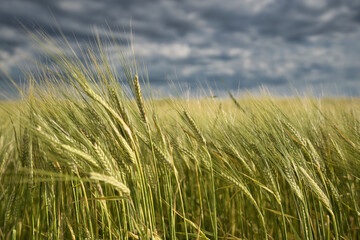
[0,40,359,239]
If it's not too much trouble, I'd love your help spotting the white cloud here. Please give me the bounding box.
[319,7,350,22]
[302,0,327,10]
[136,42,191,60]
[57,1,84,12]
[0,47,27,72]
[182,65,202,76]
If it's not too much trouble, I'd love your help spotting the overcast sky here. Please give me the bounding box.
[1,0,360,98]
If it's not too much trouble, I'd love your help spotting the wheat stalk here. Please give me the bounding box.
[134,75,148,124]
[90,172,130,197]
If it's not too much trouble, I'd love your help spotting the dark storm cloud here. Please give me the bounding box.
[196,0,360,41]
[0,0,359,98]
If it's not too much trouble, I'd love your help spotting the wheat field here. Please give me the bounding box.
[0,36,359,239]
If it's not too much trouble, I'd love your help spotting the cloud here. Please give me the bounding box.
[0,0,359,98]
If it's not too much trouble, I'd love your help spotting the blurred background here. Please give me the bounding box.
[0,0,360,98]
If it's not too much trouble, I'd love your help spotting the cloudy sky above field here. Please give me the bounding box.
[0,0,360,97]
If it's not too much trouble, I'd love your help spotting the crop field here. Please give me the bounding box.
[0,40,359,239]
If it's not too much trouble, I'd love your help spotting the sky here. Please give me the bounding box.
[0,0,360,98]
